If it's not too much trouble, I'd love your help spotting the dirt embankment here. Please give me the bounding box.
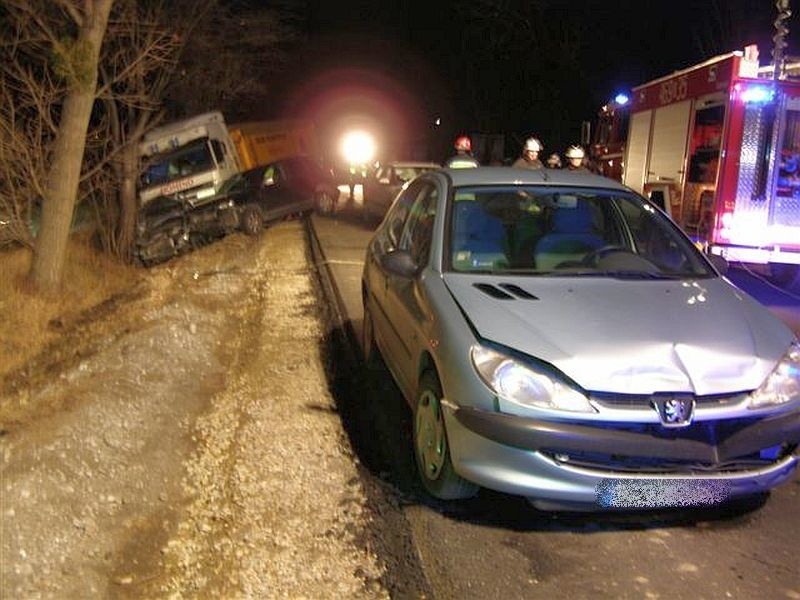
[0,222,417,598]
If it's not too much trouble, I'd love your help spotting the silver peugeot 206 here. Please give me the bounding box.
[361,166,800,511]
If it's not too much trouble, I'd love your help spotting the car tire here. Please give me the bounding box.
[240,205,264,236]
[414,370,479,500]
[315,190,335,215]
[362,300,382,369]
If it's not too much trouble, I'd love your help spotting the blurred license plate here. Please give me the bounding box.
[595,478,731,509]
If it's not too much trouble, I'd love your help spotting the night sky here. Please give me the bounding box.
[261,0,799,163]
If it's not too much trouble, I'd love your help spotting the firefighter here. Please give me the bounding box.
[546,153,562,169]
[512,137,544,169]
[564,145,590,172]
[444,135,480,168]
[347,161,369,202]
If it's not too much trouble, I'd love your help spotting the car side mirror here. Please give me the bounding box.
[380,249,418,278]
[706,252,729,275]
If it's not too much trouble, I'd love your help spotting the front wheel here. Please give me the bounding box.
[361,300,381,369]
[240,205,264,236]
[414,371,479,500]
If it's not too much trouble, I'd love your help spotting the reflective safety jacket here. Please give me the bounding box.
[445,153,480,168]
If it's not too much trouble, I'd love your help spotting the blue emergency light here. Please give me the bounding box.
[614,93,630,106]
[741,85,774,104]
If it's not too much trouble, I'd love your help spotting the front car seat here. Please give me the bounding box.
[452,200,508,270]
[534,200,604,270]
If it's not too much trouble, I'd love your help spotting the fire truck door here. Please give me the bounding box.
[647,100,691,187]
[623,109,652,194]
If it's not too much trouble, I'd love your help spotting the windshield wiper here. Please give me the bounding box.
[596,270,684,280]
[533,269,685,279]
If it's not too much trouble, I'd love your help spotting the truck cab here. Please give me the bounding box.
[138,111,241,208]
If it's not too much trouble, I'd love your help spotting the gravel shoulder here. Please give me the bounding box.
[0,221,419,598]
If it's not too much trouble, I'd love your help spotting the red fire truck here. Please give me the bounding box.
[591,45,800,285]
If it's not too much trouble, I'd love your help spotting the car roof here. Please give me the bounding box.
[439,166,631,191]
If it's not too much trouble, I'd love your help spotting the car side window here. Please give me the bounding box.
[384,180,424,247]
[400,183,438,265]
[263,165,278,187]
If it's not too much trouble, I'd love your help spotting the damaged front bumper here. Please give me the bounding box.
[444,402,800,510]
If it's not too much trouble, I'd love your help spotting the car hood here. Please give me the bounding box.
[442,273,794,396]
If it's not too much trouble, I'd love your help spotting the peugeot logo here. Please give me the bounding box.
[651,394,695,427]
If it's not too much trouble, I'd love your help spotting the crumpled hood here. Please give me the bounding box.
[442,273,794,396]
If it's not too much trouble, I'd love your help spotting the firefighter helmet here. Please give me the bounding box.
[454,135,472,152]
[524,137,543,153]
[565,145,585,159]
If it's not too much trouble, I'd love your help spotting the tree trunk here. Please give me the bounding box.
[118,142,139,261]
[29,0,114,293]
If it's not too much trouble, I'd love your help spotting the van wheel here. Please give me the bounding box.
[240,205,263,236]
[414,370,479,500]
[315,191,335,215]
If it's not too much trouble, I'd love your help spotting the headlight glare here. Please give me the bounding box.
[471,345,595,413]
[195,186,215,200]
[750,342,800,408]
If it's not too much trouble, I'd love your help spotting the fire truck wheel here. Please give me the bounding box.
[240,205,264,236]
[769,264,800,289]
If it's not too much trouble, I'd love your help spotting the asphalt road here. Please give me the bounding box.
[724,265,800,336]
[310,196,800,600]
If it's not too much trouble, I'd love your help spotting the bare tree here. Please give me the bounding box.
[94,0,214,260]
[165,3,300,121]
[2,0,114,293]
[0,26,59,250]
[94,0,296,259]
[1,0,214,264]
[1,0,300,280]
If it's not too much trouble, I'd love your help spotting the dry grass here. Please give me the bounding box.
[0,235,142,378]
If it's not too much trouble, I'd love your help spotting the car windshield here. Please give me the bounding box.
[140,138,215,189]
[447,185,715,278]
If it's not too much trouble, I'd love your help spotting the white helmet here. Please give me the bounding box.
[565,145,585,159]
[524,137,543,152]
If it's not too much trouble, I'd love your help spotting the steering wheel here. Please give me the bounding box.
[581,245,628,266]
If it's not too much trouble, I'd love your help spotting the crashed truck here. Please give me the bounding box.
[590,45,800,287]
[134,111,318,265]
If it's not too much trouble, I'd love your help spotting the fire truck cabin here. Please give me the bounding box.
[619,46,800,283]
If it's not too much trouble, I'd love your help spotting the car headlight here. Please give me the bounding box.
[195,186,216,200]
[471,344,596,413]
[749,342,800,408]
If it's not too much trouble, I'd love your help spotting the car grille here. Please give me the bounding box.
[539,416,798,474]
[591,391,746,409]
